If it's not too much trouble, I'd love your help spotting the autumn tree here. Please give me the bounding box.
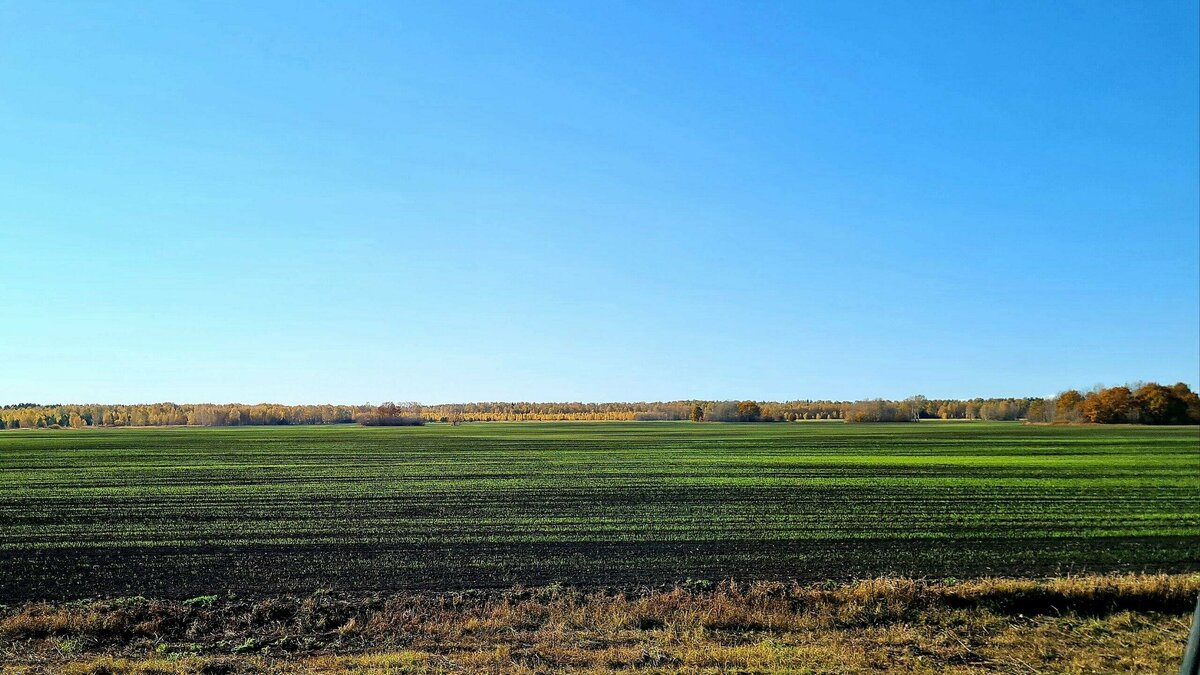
[1055,390,1085,422]
[902,395,927,421]
[842,400,908,423]
[1025,399,1053,423]
[1174,383,1200,422]
[736,401,762,422]
[1130,382,1200,424]
[357,401,424,426]
[1081,386,1135,424]
[1134,383,1179,424]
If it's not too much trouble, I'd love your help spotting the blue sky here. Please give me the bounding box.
[1,1,1197,404]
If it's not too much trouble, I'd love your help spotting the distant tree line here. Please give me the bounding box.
[838,383,1199,424]
[1,382,1196,429]
[1024,383,1200,425]
[0,403,362,430]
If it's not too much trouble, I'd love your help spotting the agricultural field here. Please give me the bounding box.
[2,421,1198,600]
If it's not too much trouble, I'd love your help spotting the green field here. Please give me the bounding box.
[2,421,1198,599]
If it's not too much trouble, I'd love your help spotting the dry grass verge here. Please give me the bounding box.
[1,573,1196,673]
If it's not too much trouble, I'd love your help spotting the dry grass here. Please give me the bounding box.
[1,573,1196,673]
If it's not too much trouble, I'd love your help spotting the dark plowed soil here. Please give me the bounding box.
[5,536,1198,601]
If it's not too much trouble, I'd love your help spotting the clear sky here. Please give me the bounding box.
[1,1,1197,405]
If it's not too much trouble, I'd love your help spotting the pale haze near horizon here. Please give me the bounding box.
[1,1,1197,405]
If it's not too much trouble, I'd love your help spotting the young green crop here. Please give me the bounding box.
[1,421,1197,599]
